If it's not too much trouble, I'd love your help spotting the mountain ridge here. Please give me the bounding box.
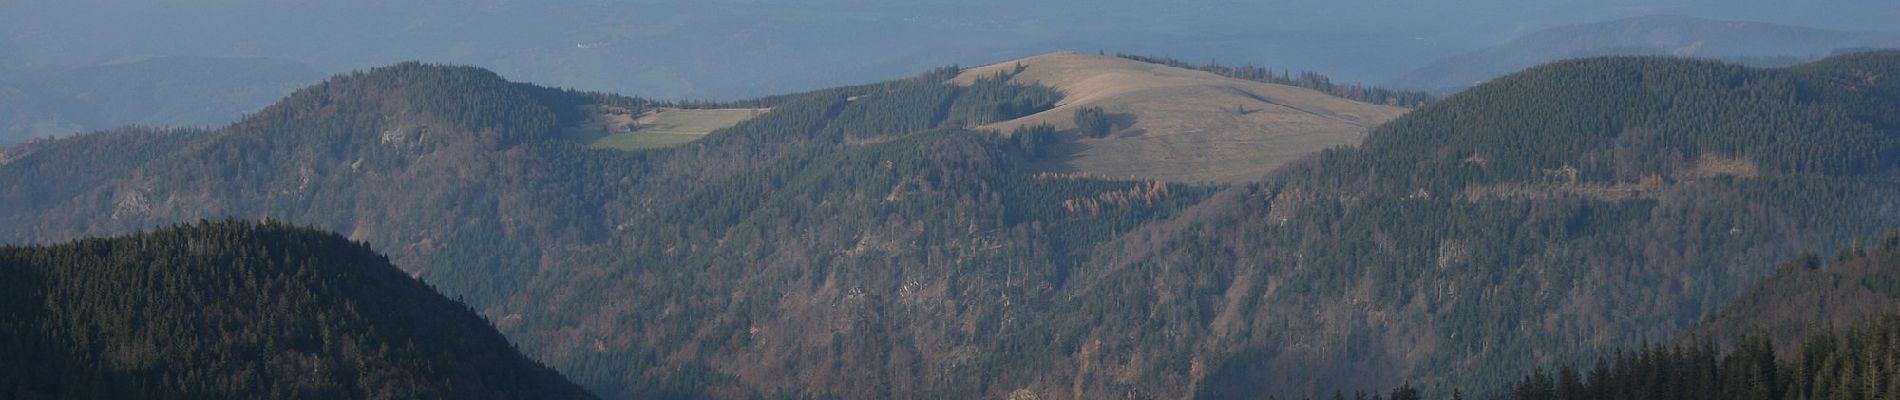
[1057,51,1900,396]
[3,52,1900,398]
[0,56,322,146]
[1393,15,1900,94]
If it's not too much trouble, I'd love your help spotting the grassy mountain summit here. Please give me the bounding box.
[958,52,1411,183]
[0,220,596,399]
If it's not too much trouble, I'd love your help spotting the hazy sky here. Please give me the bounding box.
[1,0,1893,98]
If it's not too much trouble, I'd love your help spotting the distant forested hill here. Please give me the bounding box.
[1394,15,1900,95]
[0,220,595,399]
[3,52,1899,398]
[0,56,322,145]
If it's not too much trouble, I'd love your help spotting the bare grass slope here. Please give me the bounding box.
[957,52,1409,183]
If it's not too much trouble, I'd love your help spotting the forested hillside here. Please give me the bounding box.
[1050,51,1900,397]
[1392,15,1900,94]
[0,220,594,399]
[1506,312,1900,400]
[3,52,1899,398]
[1502,238,1900,400]
[1682,233,1900,352]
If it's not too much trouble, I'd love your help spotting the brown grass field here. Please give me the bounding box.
[955,52,1411,183]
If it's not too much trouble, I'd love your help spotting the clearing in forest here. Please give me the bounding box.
[577,108,765,151]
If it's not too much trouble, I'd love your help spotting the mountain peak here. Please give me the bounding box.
[233,61,578,151]
[953,52,1410,183]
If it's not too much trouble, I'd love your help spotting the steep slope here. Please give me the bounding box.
[956,52,1411,183]
[1681,234,1900,351]
[0,62,623,310]
[1499,241,1900,400]
[0,60,1208,398]
[1043,52,1900,397]
[1394,15,1900,94]
[0,220,595,399]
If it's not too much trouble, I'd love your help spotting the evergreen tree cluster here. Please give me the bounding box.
[947,67,1064,127]
[1074,106,1115,138]
[1011,123,1058,158]
[1508,313,1900,400]
[819,66,1062,141]
[1502,233,1900,400]
[0,220,595,400]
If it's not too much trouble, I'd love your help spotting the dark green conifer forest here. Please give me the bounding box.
[1505,234,1900,400]
[0,221,595,399]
